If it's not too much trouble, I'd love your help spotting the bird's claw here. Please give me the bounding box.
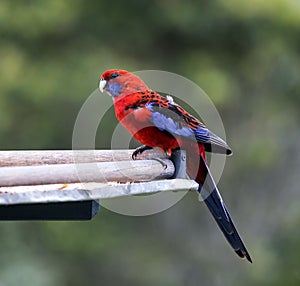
[151,157,168,170]
[132,145,153,160]
[132,146,167,169]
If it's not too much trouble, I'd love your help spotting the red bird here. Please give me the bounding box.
[99,69,252,262]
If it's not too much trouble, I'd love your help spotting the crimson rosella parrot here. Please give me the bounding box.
[99,69,252,262]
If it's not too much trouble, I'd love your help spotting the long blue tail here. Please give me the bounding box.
[198,155,252,263]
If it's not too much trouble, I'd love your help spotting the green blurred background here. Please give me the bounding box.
[1,0,300,285]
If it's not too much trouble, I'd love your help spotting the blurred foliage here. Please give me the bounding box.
[0,0,300,285]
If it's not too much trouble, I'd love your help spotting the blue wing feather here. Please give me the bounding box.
[145,101,232,154]
[147,102,220,142]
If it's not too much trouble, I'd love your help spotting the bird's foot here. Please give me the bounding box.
[132,145,153,160]
[151,157,168,170]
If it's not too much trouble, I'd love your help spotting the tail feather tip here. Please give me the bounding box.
[236,249,252,263]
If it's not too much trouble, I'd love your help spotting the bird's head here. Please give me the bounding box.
[99,69,149,98]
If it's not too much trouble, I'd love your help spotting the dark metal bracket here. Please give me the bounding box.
[170,150,187,179]
[0,200,100,221]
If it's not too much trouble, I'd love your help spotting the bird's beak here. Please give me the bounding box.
[99,78,107,93]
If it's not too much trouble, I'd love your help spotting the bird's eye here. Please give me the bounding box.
[109,72,119,79]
